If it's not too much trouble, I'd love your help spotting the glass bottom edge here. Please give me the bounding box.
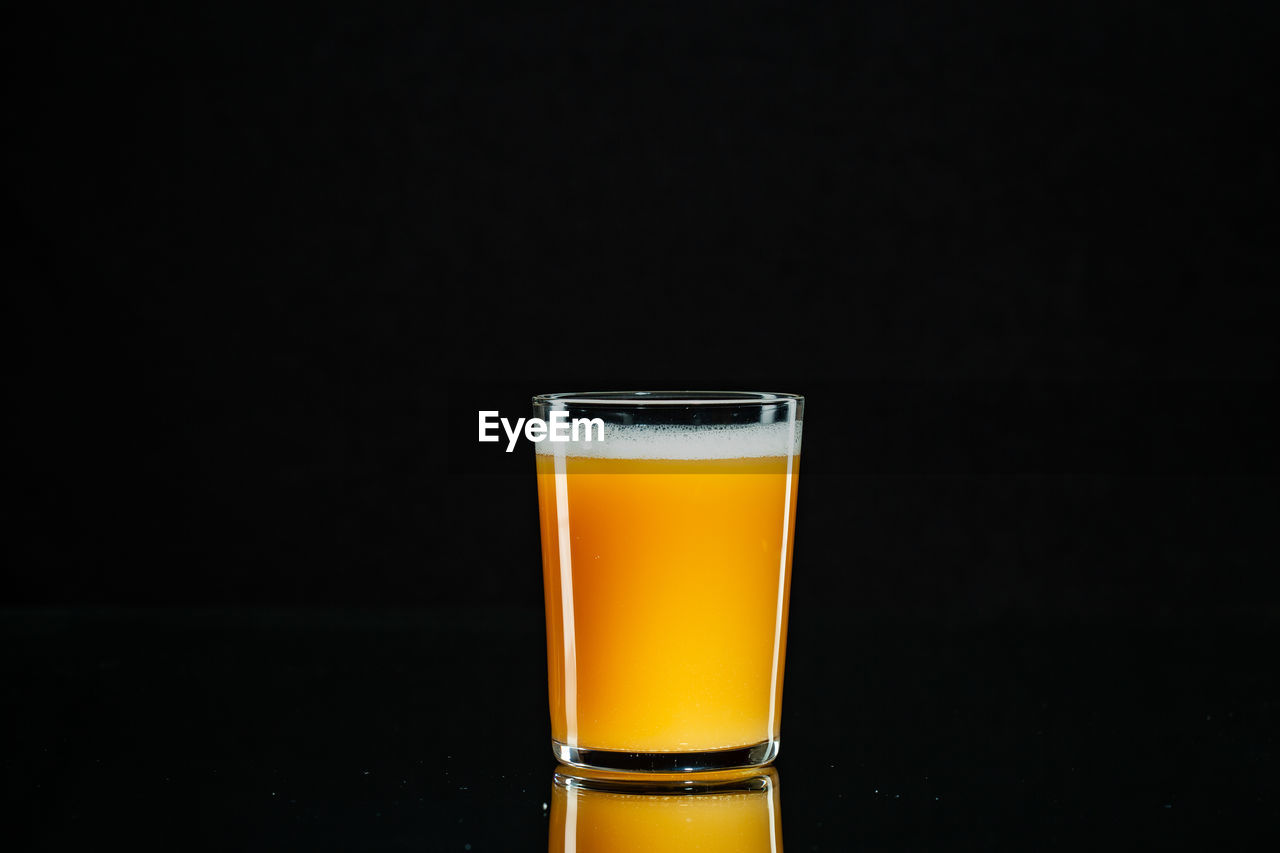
[551,738,779,773]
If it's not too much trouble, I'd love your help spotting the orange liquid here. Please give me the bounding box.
[537,454,799,753]
[548,773,781,852]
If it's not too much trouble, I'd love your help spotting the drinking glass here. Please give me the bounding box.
[534,391,803,772]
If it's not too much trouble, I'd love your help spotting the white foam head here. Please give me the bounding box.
[534,420,802,459]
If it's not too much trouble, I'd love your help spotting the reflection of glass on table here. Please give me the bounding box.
[549,766,782,853]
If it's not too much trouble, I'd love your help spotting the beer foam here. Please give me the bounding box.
[534,421,802,459]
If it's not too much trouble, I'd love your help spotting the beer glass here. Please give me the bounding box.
[534,392,803,772]
[549,766,782,851]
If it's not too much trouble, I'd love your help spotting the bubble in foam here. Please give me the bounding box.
[534,421,802,459]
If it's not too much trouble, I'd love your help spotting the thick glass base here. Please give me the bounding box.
[552,738,779,773]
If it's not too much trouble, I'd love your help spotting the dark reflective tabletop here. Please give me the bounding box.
[6,606,1272,848]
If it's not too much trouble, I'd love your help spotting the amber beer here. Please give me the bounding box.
[534,392,803,772]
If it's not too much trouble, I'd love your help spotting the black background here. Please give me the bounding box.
[7,1,1277,848]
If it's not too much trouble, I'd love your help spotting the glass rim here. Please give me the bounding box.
[532,390,803,407]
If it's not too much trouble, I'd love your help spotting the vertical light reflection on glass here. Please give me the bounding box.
[767,397,797,737]
[551,402,578,747]
[549,767,782,852]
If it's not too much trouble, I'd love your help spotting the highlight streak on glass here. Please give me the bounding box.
[553,423,579,748]
[767,780,778,853]
[767,399,796,744]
